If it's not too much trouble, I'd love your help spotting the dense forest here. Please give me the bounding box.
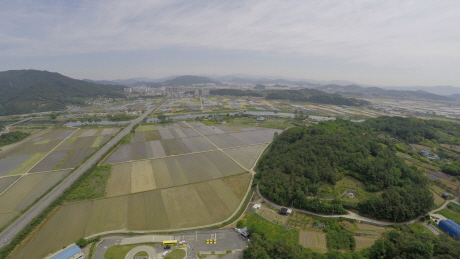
[0,70,125,116]
[244,228,460,259]
[0,131,30,147]
[265,88,369,106]
[256,117,435,222]
[209,88,369,106]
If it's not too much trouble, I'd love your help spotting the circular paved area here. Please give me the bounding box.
[124,245,157,259]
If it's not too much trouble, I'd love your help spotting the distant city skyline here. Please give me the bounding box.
[1,1,460,87]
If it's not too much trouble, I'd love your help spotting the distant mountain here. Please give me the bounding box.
[0,70,125,116]
[162,75,219,86]
[382,85,460,96]
[83,79,121,85]
[314,84,453,101]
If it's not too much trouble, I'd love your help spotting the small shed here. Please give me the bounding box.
[280,207,292,215]
[442,192,451,199]
[252,204,261,211]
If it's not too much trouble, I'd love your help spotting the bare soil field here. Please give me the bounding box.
[431,190,445,206]
[164,157,189,186]
[148,140,167,158]
[29,150,68,173]
[0,175,20,193]
[161,139,185,156]
[158,129,174,139]
[440,144,460,152]
[193,181,232,222]
[8,152,46,175]
[181,127,200,137]
[132,131,147,143]
[12,173,248,259]
[144,130,162,141]
[223,173,252,199]
[223,149,257,170]
[126,192,148,230]
[299,231,327,252]
[188,137,216,151]
[131,142,147,160]
[106,163,132,197]
[136,125,155,131]
[203,151,246,176]
[0,170,69,214]
[162,184,214,229]
[176,155,213,183]
[61,148,96,169]
[131,160,156,193]
[151,159,174,189]
[0,154,32,176]
[0,212,18,228]
[355,236,379,250]
[144,190,170,230]
[103,144,132,164]
[84,195,128,237]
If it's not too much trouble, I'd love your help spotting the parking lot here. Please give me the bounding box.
[172,229,247,258]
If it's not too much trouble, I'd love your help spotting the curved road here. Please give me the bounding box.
[256,185,460,226]
[124,245,157,259]
[0,97,167,249]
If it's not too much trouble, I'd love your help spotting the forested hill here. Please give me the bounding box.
[256,117,435,222]
[0,70,125,115]
[210,88,369,106]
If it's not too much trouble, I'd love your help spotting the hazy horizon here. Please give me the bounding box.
[2,1,460,87]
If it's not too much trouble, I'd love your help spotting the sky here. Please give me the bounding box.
[1,0,460,86]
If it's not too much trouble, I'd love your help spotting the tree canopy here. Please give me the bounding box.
[256,117,434,221]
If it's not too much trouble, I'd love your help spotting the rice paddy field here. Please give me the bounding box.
[0,128,120,229]
[11,174,251,259]
[103,122,280,165]
[10,121,279,259]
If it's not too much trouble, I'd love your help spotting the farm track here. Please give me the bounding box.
[256,185,460,227]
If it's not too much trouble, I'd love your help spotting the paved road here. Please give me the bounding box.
[0,97,167,249]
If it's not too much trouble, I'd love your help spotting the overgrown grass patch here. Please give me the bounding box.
[165,249,186,259]
[438,208,460,224]
[64,165,111,202]
[238,212,298,243]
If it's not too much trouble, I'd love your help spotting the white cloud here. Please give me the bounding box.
[1,0,460,84]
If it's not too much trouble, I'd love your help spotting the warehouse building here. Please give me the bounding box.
[45,244,85,259]
[438,219,460,240]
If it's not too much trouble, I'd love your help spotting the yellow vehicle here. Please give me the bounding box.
[162,240,178,246]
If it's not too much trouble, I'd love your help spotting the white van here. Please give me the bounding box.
[162,251,170,257]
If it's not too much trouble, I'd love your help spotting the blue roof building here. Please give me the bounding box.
[438,219,460,240]
[420,150,430,156]
[49,244,85,259]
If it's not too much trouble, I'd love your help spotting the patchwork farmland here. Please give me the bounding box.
[10,122,281,259]
[0,128,119,229]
